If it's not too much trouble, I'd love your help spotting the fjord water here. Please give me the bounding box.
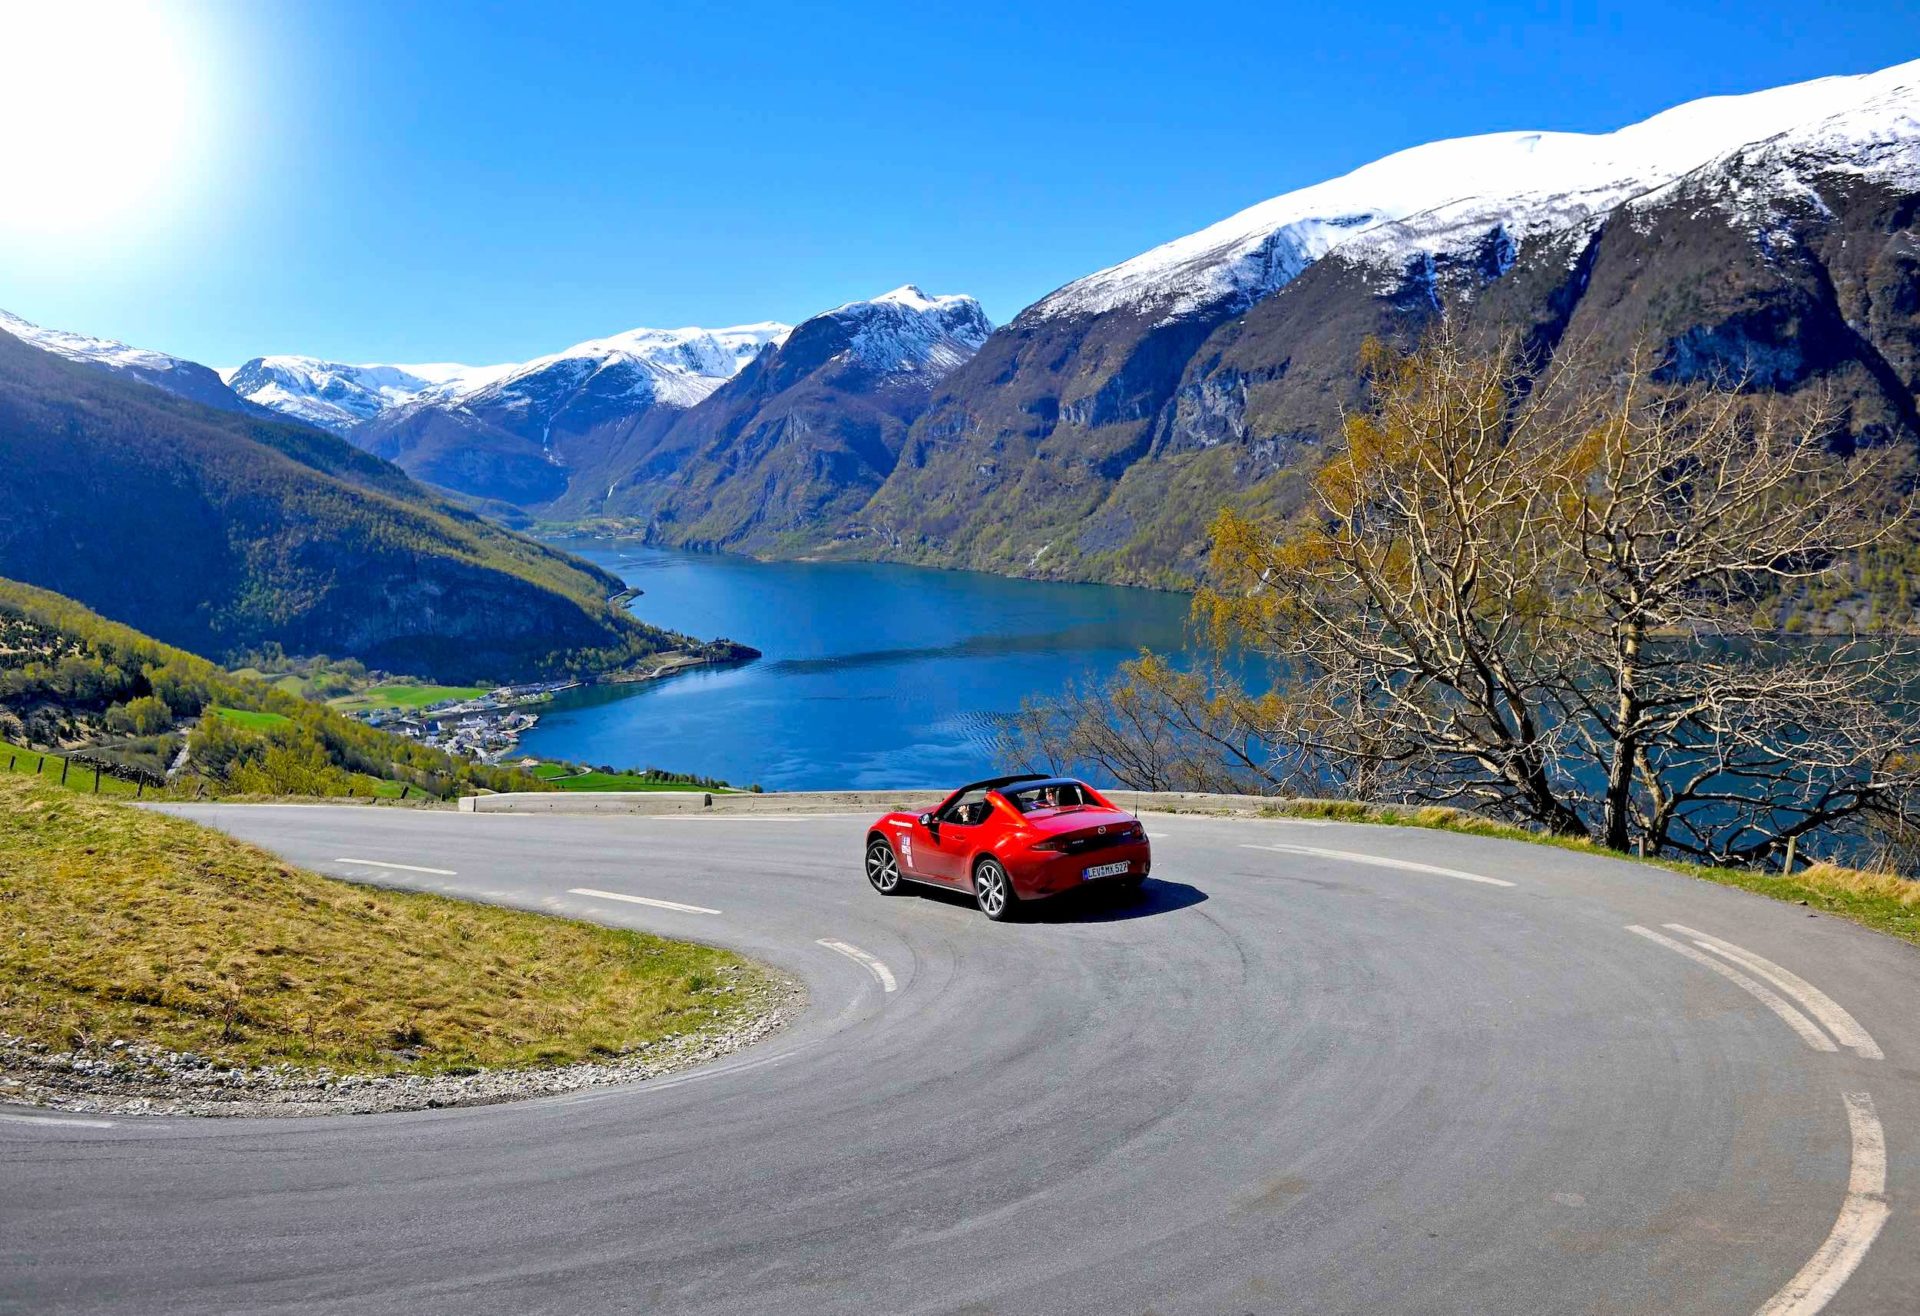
[517,540,1193,790]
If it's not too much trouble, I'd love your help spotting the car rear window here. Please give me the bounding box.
[1005,782,1092,812]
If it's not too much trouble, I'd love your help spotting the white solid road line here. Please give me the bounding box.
[1241,843,1516,887]
[817,939,898,992]
[1667,924,1884,1061]
[1626,926,1837,1052]
[569,887,721,916]
[1755,1092,1890,1316]
[0,1112,116,1128]
[336,857,457,876]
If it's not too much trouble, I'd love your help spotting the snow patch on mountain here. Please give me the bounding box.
[1,308,197,378]
[224,356,515,433]
[442,322,792,420]
[1032,58,1920,324]
[0,308,255,413]
[239,322,793,437]
[1623,71,1920,231]
[824,286,992,374]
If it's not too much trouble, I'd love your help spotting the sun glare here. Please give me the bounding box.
[0,1,215,246]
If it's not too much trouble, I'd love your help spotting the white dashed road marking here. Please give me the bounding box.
[336,857,456,876]
[1665,924,1883,1060]
[817,939,898,992]
[569,888,721,916]
[1755,1092,1890,1316]
[1241,843,1516,887]
[1626,926,1837,1052]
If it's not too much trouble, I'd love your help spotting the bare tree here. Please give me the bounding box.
[998,654,1296,795]
[1018,326,1920,866]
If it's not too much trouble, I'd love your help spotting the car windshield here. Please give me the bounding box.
[938,788,991,826]
[1004,781,1091,812]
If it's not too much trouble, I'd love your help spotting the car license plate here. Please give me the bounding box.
[1083,861,1129,880]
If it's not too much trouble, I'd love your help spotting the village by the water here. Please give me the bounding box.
[348,680,577,762]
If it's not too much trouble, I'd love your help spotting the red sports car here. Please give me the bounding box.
[863,774,1151,920]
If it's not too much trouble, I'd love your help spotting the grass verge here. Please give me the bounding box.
[0,774,776,1073]
[1261,799,1920,949]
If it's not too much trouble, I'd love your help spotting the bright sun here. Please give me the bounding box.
[0,2,212,243]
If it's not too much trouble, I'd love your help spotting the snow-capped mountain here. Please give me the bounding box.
[859,59,1920,586]
[0,308,255,414]
[589,288,992,545]
[350,321,791,506]
[437,322,790,424]
[1033,58,1920,323]
[231,323,790,439]
[223,357,515,435]
[825,286,992,374]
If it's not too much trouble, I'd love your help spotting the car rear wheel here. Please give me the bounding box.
[865,838,904,895]
[974,857,1018,922]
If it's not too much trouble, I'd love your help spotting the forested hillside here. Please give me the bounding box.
[0,577,539,798]
[0,329,690,682]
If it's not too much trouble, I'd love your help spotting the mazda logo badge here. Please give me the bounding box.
[1096,826,1106,834]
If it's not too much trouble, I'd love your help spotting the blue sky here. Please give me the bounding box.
[2,0,1915,368]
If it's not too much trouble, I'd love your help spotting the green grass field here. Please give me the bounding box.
[209,705,293,731]
[0,740,149,797]
[531,762,732,793]
[328,682,490,714]
[0,774,777,1073]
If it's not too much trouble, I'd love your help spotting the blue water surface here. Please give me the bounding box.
[516,540,1194,790]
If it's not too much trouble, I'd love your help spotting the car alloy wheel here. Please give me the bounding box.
[866,839,903,894]
[974,857,1015,921]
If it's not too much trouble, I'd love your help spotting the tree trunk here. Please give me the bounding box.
[1602,621,1643,851]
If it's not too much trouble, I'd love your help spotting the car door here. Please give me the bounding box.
[919,789,986,885]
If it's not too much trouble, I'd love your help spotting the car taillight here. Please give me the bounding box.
[1033,838,1069,852]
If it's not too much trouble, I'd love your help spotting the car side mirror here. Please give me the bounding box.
[918,813,934,826]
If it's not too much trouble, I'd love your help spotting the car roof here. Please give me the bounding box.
[992,776,1090,795]
[949,772,1052,797]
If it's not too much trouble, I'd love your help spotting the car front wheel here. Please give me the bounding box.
[865,838,904,895]
[974,857,1018,922]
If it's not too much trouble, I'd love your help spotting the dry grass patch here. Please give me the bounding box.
[0,775,775,1073]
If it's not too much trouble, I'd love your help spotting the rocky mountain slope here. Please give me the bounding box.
[0,328,698,682]
[14,61,1913,596]
[346,323,790,505]
[589,287,991,550]
[849,59,1920,585]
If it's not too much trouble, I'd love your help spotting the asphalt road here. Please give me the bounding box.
[3,805,1915,1315]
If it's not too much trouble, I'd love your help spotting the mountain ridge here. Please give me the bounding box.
[586,287,993,549]
[0,327,706,682]
[842,58,1920,585]
[10,58,1917,594]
